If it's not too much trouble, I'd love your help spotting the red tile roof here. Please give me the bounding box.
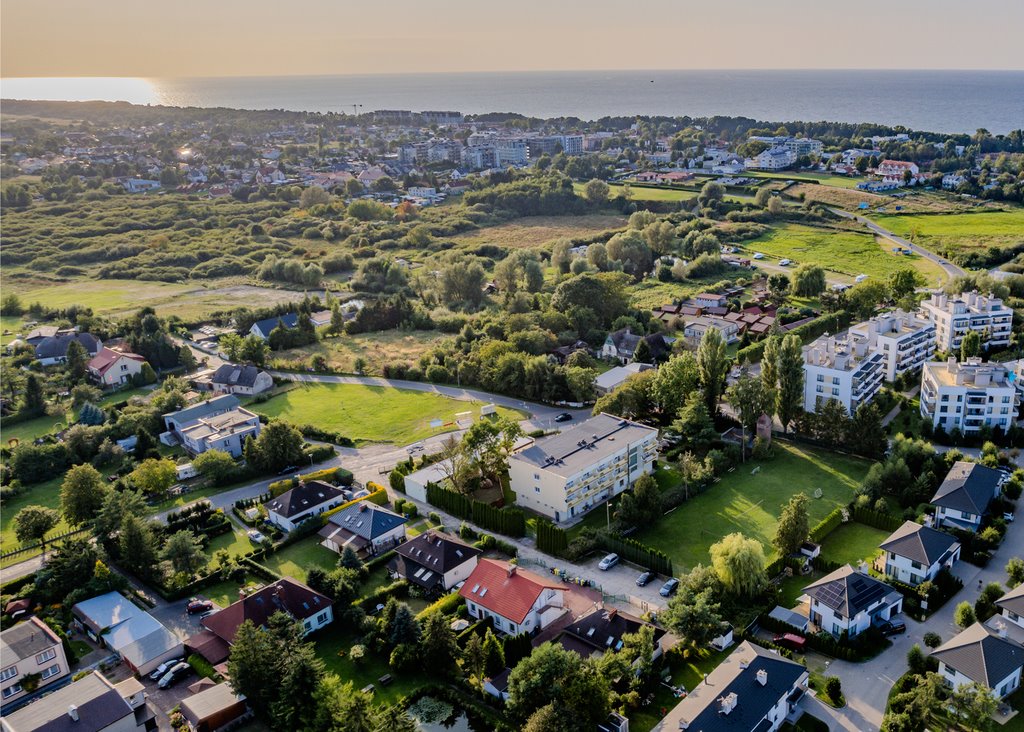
[459,559,562,624]
[88,347,146,376]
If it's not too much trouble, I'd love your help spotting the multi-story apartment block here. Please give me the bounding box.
[509,413,658,523]
[848,310,936,381]
[920,357,1017,434]
[803,334,885,415]
[461,144,498,170]
[747,146,795,171]
[495,138,529,166]
[919,292,1013,352]
[1,617,70,705]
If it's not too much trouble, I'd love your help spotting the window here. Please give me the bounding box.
[832,377,840,385]
[0,666,17,682]
[317,611,329,623]
[534,486,540,493]
[832,388,840,396]
[40,664,60,680]
[533,473,540,480]
[962,511,972,520]
[35,649,56,665]
[2,684,22,698]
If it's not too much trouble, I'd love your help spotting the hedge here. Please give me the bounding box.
[736,310,853,364]
[416,591,463,620]
[426,483,526,537]
[474,533,518,558]
[536,519,569,557]
[427,482,472,519]
[322,485,388,520]
[355,580,409,612]
[596,533,673,576]
[267,466,354,497]
[850,507,904,533]
[758,613,875,661]
[809,507,845,543]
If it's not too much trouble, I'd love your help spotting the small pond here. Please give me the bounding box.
[408,695,492,732]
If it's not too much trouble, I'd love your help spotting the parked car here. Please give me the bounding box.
[598,553,619,570]
[752,253,765,260]
[878,620,907,637]
[554,412,574,423]
[659,578,680,597]
[277,465,299,475]
[778,259,792,266]
[247,530,267,544]
[636,571,653,587]
[157,662,192,689]
[772,633,807,651]
[186,599,213,615]
[149,658,184,681]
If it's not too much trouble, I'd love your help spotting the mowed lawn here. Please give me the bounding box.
[638,442,870,571]
[250,382,526,445]
[818,522,888,567]
[870,208,1024,254]
[740,222,946,286]
[1,475,72,557]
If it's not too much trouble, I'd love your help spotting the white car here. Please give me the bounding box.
[247,530,267,544]
[855,274,869,283]
[752,253,765,260]
[778,259,791,266]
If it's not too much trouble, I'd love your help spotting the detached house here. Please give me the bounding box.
[1,671,154,732]
[0,617,70,705]
[389,531,481,595]
[601,328,672,364]
[459,559,565,635]
[802,565,903,638]
[879,520,961,586]
[932,622,1024,699]
[265,480,346,532]
[208,363,273,396]
[558,607,668,661]
[319,502,407,557]
[930,461,1005,532]
[34,332,102,366]
[248,313,299,341]
[88,347,147,387]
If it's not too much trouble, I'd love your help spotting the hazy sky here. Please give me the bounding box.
[3,0,1022,78]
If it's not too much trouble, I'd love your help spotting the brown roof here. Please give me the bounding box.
[186,629,232,665]
[459,559,562,625]
[88,347,146,376]
[201,578,332,645]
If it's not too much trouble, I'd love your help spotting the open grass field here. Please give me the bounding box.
[636,442,870,572]
[870,208,1024,255]
[270,330,444,376]
[751,172,863,189]
[249,382,526,446]
[449,213,627,250]
[738,222,947,286]
[818,522,888,567]
[626,267,750,311]
[786,183,886,211]
[1,474,72,556]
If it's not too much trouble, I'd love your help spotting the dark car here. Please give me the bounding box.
[278,465,299,475]
[186,599,213,615]
[149,658,184,681]
[157,661,192,689]
[554,412,573,423]
[772,633,807,651]
[659,578,680,597]
[636,571,653,587]
[878,620,907,637]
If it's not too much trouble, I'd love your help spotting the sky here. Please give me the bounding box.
[3,0,1023,78]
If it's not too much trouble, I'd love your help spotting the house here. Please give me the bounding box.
[996,584,1024,631]
[594,362,654,396]
[319,502,407,557]
[747,146,796,171]
[388,531,481,595]
[248,313,299,341]
[683,315,740,345]
[932,622,1024,699]
[163,395,241,436]
[87,347,147,387]
[179,407,261,458]
[803,333,885,415]
[121,178,161,193]
[920,358,1016,435]
[265,480,345,532]
[201,578,333,646]
[459,559,565,635]
[34,332,102,366]
[23,325,69,347]
[601,328,672,364]
[0,671,154,732]
[653,641,809,732]
[802,565,903,638]
[0,617,70,705]
[309,310,332,328]
[876,160,920,179]
[401,460,453,503]
[943,173,967,190]
[71,592,183,676]
[207,364,273,396]
[930,461,1005,531]
[558,607,668,661]
[879,520,961,586]
[483,668,511,702]
[694,292,727,309]
[509,413,659,523]
[179,683,248,732]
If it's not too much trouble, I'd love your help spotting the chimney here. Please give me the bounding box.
[68,705,79,722]
[756,669,768,686]
[719,692,738,715]
[507,565,517,578]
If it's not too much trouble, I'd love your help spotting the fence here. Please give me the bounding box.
[595,533,673,576]
[0,527,88,561]
[425,483,527,538]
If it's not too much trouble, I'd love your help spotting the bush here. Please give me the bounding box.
[923,631,942,648]
[824,676,842,702]
[954,601,976,628]
[416,591,462,620]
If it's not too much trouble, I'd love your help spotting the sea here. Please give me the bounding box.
[2,70,1022,135]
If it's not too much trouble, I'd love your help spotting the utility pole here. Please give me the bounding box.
[350,103,363,118]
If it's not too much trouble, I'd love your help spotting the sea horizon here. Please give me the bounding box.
[3,69,1023,134]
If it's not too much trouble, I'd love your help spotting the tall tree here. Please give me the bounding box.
[13,505,59,553]
[483,628,506,676]
[960,330,982,361]
[760,335,781,419]
[118,515,161,580]
[250,421,305,472]
[775,334,804,433]
[710,533,766,597]
[696,327,730,416]
[773,494,810,556]
[726,375,771,459]
[419,611,461,677]
[662,587,723,647]
[160,529,207,576]
[506,642,610,732]
[64,339,89,385]
[21,373,46,417]
[847,402,888,458]
[94,488,147,540]
[130,458,177,496]
[949,681,998,731]
[652,353,700,418]
[672,395,717,452]
[60,464,109,526]
[792,264,826,297]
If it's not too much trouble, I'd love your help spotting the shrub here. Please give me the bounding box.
[824,676,842,702]
[954,601,976,628]
[923,631,942,648]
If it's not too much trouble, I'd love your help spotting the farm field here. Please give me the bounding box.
[869,208,1024,255]
[249,382,526,445]
[636,441,870,572]
[750,172,863,189]
[448,213,626,250]
[270,330,444,376]
[738,222,947,286]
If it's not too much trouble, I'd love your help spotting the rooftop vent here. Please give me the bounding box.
[719,692,738,715]
[68,705,79,722]
[756,669,768,686]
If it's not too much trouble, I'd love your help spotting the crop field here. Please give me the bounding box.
[870,208,1024,255]
[448,213,626,249]
[249,382,526,445]
[269,330,445,375]
[739,223,947,285]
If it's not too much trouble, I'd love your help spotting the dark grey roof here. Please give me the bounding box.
[803,565,899,617]
[393,531,480,577]
[33,332,101,360]
[997,584,1024,617]
[163,394,240,427]
[1,672,131,732]
[251,313,299,338]
[932,622,1024,687]
[326,502,406,541]
[266,480,344,519]
[559,607,667,658]
[931,461,1002,515]
[211,363,266,388]
[879,521,960,566]
[0,617,61,662]
[606,328,669,360]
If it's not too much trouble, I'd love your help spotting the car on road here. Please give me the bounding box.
[157,662,192,689]
[752,253,765,260]
[659,578,680,597]
[598,553,619,570]
[778,259,792,266]
[186,599,213,614]
[554,412,574,423]
[277,465,299,475]
[877,620,907,637]
[149,658,184,681]
[247,530,267,544]
[636,571,653,587]
[772,633,807,651]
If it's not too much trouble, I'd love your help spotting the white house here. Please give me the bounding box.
[930,460,1005,532]
[654,641,809,732]
[265,479,346,532]
[996,584,1024,631]
[601,328,672,364]
[747,146,796,171]
[509,413,659,523]
[879,520,961,586]
[919,292,1014,352]
[163,394,240,435]
[87,347,147,387]
[683,315,740,345]
[179,407,262,458]
[319,502,407,558]
[803,333,885,415]
[202,578,333,644]
[71,592,183,677]
[389,531,481,594]
[207,363,273,396]
[932,622,1024,699]
[876,160,920,179]
[802,565,903,638]
[1,671,153,732]
[0,617,70,705]
[459,559,565,635]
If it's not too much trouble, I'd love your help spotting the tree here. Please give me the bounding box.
[954,600,976,628]
[60,464,109,526]
[888,268,921,301]
[483,629,506,676]
[773,494,810,556]
[464,632,486,683]
[118,515,161,580]
[726,375,771,458]
[652,353,700,418]
[906,643,927,674]
[672,394,717,452]
[847,402,889,459]
[240,335,270,367]
[710,533,766,597]
[697,181,725,207]
[250,421,305,473]
[229,619,285,721]
[754,186,772,207]
[662,587,722,646]
[462,416,524,485]
[65,339,88,385]
[13,505,59,552]
[161,529,207,576]
[775,334,804,433]
[846,280,889,319]
[792,264,826,297]
[583,179,610,204]
[192,449,237,484]
[960,330,982,361]
[696,327,729,416]
[824,676,843,703]
[21,373,46,417]
[760,335,781,417]
[506,642,610,731]
[130,458,177,496]
[949,681,998,732]
[386,602,421,648]
[221,333,244,361]
[975,582,1004,622]
[767,273,791,301]
[551,239,573,274]
[94,489,147,540]
[419,611,461,677]
[299,185,330,208]
[767,196,785,216]
[633,337,653,364]
[1006,557,1024,588]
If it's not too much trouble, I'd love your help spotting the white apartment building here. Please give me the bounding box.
[509,413,658,523]
[848,310,936,381]
[747,146,796,171]
[919,291,1013,352]
[495,138,529,166]
[803,334,885,415]
[920,357,1017,434]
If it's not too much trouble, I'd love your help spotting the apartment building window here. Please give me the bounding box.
[0,666,17,682]
[534,486,540,493]
[533,473,540,480]
[40,664,61,680]
[816,374,824,382]
[832,388,840,396]
[816,385,823,393]
[35,648,56,665]
[2,684,22,699]
[832,377,840,385]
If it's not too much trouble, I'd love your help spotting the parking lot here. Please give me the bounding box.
[577,552,675,614]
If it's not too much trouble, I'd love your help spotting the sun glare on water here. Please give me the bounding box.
[0,77,159,105]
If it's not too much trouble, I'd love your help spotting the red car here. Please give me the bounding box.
[772,633,807,652]
[186,599,213,615]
